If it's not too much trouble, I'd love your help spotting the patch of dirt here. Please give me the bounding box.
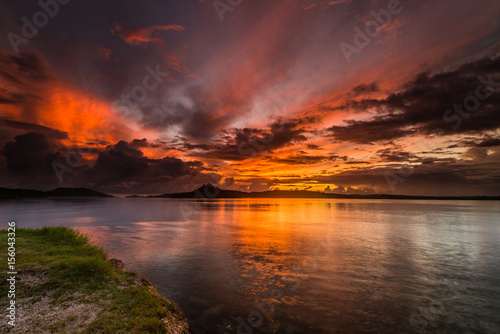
[17,269,48,287]
[0,269,104,334]
[0,294,104,333]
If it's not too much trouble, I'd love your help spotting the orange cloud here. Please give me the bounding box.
[40,86,126,147]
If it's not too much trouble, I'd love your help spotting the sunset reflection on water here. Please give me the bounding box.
[1,198,499,333]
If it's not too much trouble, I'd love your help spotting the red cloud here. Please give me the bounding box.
[111,23,185,45]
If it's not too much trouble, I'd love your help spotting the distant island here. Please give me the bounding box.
[0,187,112,199]
[1,185,498,200]
[127,184,500,201]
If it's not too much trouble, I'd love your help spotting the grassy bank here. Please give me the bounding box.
[0,227,190,333]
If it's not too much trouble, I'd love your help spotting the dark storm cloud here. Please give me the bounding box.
[328,55,500,144]
[3,132,53,173]
[183,118,311,161]
[272,151,328,165]
[0,52,50,84]
[76,140,220,194]
[1,132,63,188]
[87,140,204,186]
[0,52,50,109]
[375,147,457,165]
[345,161,370,165]
[271,151,350,165]
[476,137,500,147]
[129,138,150,148]
[349,82,380,97]
[0,117,68,139]
[265,119,309,148]
[375,148,417,162]
[129,138,170,150]
[328,119,415,144]
[307,144,320,150]
[445,135,500,149]
[0,134,218,193]
[181,142,210,151]
[87,140,149,185]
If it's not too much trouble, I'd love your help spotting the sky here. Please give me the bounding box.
[0,0,499,196]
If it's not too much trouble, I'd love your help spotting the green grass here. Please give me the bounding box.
[0,227,189,333]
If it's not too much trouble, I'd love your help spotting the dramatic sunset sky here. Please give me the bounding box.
[1,0,499,195]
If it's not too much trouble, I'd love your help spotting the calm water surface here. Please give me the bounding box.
[1,198,499,333]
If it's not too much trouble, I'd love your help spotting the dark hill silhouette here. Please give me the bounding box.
[47,188,113,198]
[0,187,113,199]
[146,184,500,201]
[1,185,498,200]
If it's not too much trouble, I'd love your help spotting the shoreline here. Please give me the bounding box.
[0,227,190,333]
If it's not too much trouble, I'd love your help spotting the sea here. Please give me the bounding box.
[1,198,499,333]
